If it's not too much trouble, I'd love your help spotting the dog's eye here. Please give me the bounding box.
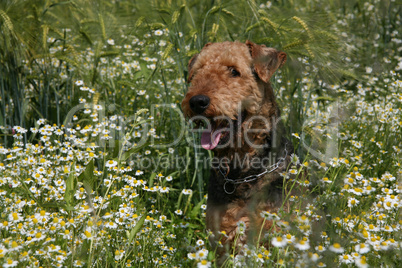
[229,67,240,77]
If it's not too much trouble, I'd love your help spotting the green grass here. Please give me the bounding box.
[0,0,401,267]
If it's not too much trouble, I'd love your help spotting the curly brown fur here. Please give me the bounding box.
[182,41,297,263]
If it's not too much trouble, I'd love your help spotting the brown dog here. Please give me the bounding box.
[182,41,294,261]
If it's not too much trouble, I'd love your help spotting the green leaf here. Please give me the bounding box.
[148,172,156,187]
[100,51,120,57]
[64,165,76,208]
[313,96,335,102]
[79,29,93,45]
[120,141,149,162]
[112,140,120,159]
[128,214,146,244]
[117,80,137,88]
[0,109,3,126]
[41,202,66,208]
[78,160,95,193]
[47,1,72,9]
[156,8,170,15]
[189,198,204,219]
[149,23,165,30]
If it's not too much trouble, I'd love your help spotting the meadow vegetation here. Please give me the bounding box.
[0,0,401,267]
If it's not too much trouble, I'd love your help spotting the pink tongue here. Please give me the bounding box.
[201,130,222,150]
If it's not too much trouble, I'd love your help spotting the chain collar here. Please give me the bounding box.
[220,145,289,195]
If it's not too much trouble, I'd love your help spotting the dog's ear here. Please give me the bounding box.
[187,53,199,82]
[187,43,213,82]
[246,40,286,83]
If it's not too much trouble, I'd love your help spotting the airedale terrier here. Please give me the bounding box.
[182,41,295,260]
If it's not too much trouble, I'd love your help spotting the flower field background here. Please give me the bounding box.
[0,0,401,267]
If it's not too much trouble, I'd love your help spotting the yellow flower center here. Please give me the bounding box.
[85,231,92,238]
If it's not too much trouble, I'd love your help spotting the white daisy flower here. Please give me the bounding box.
[271,236,287,247]
[105,160,118,168]
[329,243,344,253]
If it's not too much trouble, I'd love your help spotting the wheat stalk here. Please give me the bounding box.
[292,16,314,40]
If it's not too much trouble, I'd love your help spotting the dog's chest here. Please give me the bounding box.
[206,194,281,242]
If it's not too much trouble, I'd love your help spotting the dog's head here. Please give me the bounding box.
[181,41,286,151]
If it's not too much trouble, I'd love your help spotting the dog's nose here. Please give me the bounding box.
[189,95,210,114]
